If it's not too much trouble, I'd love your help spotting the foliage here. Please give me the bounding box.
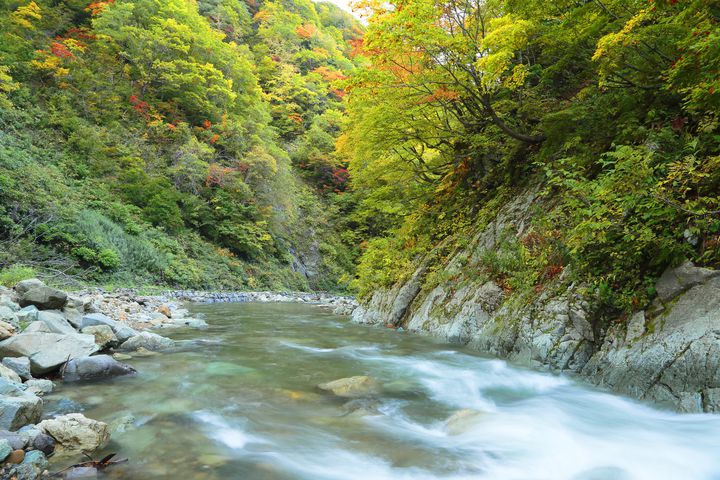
[0,265,36,287]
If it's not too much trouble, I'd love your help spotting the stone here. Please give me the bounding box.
[22,321,51,333]
[0,438,12,461]
[63,296,87,329]
[81,325,117,349]
[112,353,132,361]
[14,279,67,310]
[0,332,100,375]
[7,450,49,480]
[62,355,136,382]
[655,260,720,303]
[37,310,77,335]
[64,467,98,479]
[80,313,117,329]
[25,379,54,396]
[133,347,158,357]
[15,306,39,323]
[0,362,22,383]
[38,413,109,454]
[0,378,42,430]
[113,324,138,343]
[157,305,172,318]
[0,430,28,450]
[32,432,55,455]
[0,306,18,328]
[6,448,25,464]
[317,376,381,398]
[0,320,15,340]
[21,449,48,470]
[3,357,32,381]
[120,331,174,352]
[444,409,485,435]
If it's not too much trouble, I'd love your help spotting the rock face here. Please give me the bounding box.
[120,331,174,352]
[317,376,381,398]
[0,378,42,430]
[0,332,99,375]
[62,355,136,382]
[352,187,720,412]
[38,413,109,454]
[14,279,67,310]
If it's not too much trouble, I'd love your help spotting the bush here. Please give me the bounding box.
[0,265,36,287]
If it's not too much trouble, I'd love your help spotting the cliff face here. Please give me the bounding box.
[352,189,720,412]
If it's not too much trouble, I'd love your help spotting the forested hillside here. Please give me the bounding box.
[343,0,720,313]
[0,0,361,290]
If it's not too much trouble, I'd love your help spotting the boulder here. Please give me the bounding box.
[157,305,172,318]
[0,320,16,340]
[317,376,381,398]
[0,306,18,328]
[0,362,22,383]
[22,321,51,333]
[81,325,117,349]
[0,378,42,430]
[655,260,720,303]
[25,379,54,396]
[14,279,67,310]
[63,296,88,329]
[120,331,174,352]
[80,313,116,330]
[37,414,109,454]
[0,429,28,450]
[0,332,99,375]
[113,324,138,343]
[15,306,38,323]
[2,357,32,380]
[0,438,12,461]
[62,355,136,382]
[32,432,55,455]
[37,310,77,335]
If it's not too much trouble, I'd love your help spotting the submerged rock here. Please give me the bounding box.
[120,331,174,352]
[317,376,381,398]
[37,413,109,454]
[444,408,486,435]
[63,466,98,479]
[15,279,67,310]
[0,332,99,375]
[62,355,136,382]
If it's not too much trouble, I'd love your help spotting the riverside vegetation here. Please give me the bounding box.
[1,0,720,477]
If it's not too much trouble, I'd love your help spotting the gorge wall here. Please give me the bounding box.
[352,189,720,412]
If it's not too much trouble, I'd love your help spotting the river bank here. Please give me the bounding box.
[0,280,355,479]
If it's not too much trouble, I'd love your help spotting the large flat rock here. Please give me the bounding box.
[0,332,99,375]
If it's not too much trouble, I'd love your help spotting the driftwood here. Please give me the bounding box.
[49,453,128,477]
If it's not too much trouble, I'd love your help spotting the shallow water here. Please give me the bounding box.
[46,303,720,479]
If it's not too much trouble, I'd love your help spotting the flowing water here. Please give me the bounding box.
[46,303,720,480]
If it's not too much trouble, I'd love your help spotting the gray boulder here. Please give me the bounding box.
[655,260,720,303]
[120,331,174,352]
[22,321,51,333]
[2,357,32,380]
[0,332,99,375]
[0,438,12,461]
[0,306,18,329]
[63,296,88,329]
[14,279,67,310]
[80,313,116,330]
[32,432,55,455]
[25,379,54,396]
[0,378,42,430]
[113,324,138,343]
[0,429,28,450]
[0,363,22,383]
[62,355,136,382]
[37,310,77,335]
[16,305,39,323]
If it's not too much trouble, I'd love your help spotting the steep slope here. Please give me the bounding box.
[0,0,361,290]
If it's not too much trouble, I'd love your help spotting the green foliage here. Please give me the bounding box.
[0,265,36,287]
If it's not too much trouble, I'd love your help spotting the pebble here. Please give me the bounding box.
[6,448,25,464]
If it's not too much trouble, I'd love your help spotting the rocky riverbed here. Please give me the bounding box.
[0,280,355,479]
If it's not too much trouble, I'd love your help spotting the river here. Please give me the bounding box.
[45,302,720,479]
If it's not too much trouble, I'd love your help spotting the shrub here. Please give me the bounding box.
[0,265,36,287]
